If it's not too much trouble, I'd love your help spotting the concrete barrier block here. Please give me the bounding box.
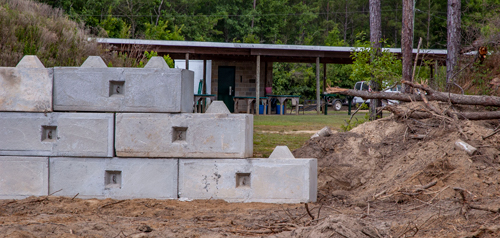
[268,146,295,159]
[0,56,53,112]
[0,112,113,157]
[205,101,231,114]
[179,158,317,203]
[0,156,48,199]
[53,66,194,112]
[115,113,253,158]
[49,157,178,199]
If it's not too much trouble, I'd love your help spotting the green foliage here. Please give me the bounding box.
[340,107,369,131]
[100,10,130,38]
[350,42,402,88]
[144,20,184,41]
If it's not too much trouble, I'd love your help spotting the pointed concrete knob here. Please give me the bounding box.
[81,56,107,68]
[269,146,295,159]
[16,55,45,68]
[145,57,170,68]
[205,101,231,114]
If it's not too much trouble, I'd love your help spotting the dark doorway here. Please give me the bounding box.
[218,66,235,112]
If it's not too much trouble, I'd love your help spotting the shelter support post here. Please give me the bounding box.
[185,53,189,70]
[203,60,207,94]
[256,55,261,115]
[316,57,320,114]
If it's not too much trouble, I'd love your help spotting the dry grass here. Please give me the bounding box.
[0,0,147,67]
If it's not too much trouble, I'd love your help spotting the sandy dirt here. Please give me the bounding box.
[2,102,500,238]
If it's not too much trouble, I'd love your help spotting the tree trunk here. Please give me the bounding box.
[447,0,461,87]
[386,105,500,120]
[402,0,414,93]
[369,0,382,120]
[325,82,500,107]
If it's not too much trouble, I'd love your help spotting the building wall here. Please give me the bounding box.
[211,60,273,113]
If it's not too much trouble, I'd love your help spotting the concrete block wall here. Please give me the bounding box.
[0,56,53,112]
[53,57,194,113]
[115,113,253,158]
[0,112,114,157]
[0,55,317,203]
[179,158,317,203]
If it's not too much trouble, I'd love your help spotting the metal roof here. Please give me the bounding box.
[95,38,447,64]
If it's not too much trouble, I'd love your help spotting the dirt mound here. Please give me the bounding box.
[286,214,389,238]
[294,103,500,237]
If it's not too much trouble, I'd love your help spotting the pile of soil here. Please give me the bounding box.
[1,102,500,237]
[292,102,500,237]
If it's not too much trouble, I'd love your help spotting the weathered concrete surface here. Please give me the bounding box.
[144,57,170,68]
[0,112,113,157]
[53,63,194,112]
[179,158,317,203]
[0,156,48,199]
[80,56,107,68]
[115,113,253,158]
[205,101,230,114]
[0,55,53,112]
[268,146,295,159]
[49,157,178,199]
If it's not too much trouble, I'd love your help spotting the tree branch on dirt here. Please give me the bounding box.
[326,82,500,107]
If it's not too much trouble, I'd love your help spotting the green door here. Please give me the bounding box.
[218,66,235,112]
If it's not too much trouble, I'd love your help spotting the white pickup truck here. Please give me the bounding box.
[352,81,400,106]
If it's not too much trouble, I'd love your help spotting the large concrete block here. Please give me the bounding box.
[179,158,317,203]
[53,59,194,112]
[0,112,113,157]
[0,156,49,199]
[49,157,178,199]
[115,113,253,158]
[0,56,53,112]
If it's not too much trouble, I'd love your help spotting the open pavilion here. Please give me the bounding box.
[96,38,447,114]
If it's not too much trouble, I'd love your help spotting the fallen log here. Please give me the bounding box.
[325,81,500,106]
[385,105,500,120]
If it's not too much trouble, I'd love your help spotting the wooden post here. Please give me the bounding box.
[370,0,382,120]
[203,59,207,94]
[447,0,461,87]
[402,0,414,93]
[323,62,327,93]
[316,57,320,115]
[256,55,260,115]
[185,53,189,70]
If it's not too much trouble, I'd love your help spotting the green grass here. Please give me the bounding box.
[253,111,369,157]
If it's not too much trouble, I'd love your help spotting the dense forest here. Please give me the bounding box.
[2,0,500,98]
[35,0,499,49]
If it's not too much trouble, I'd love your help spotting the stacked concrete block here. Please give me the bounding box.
[0,156,49,199]
[0,112,114,157]
[178,146,317,203]
[49,157,178,199]
[0,56,53,112]
[53,57,194,113]
[0,55,317,203]
[115,113,253,158]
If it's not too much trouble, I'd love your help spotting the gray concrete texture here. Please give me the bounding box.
[0,55,53,112]
[53,56,194,113]
[0,112,113,157]
[268,146,295,159]
[115,113,253,158]
[205,101,231,114]
[49,157,178,199]
[0,156,49,199]
[179,158,317,203]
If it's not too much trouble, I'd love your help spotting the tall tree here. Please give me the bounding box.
[369,0,382,120]
[402,0,414,93]
[446,0,461,88]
